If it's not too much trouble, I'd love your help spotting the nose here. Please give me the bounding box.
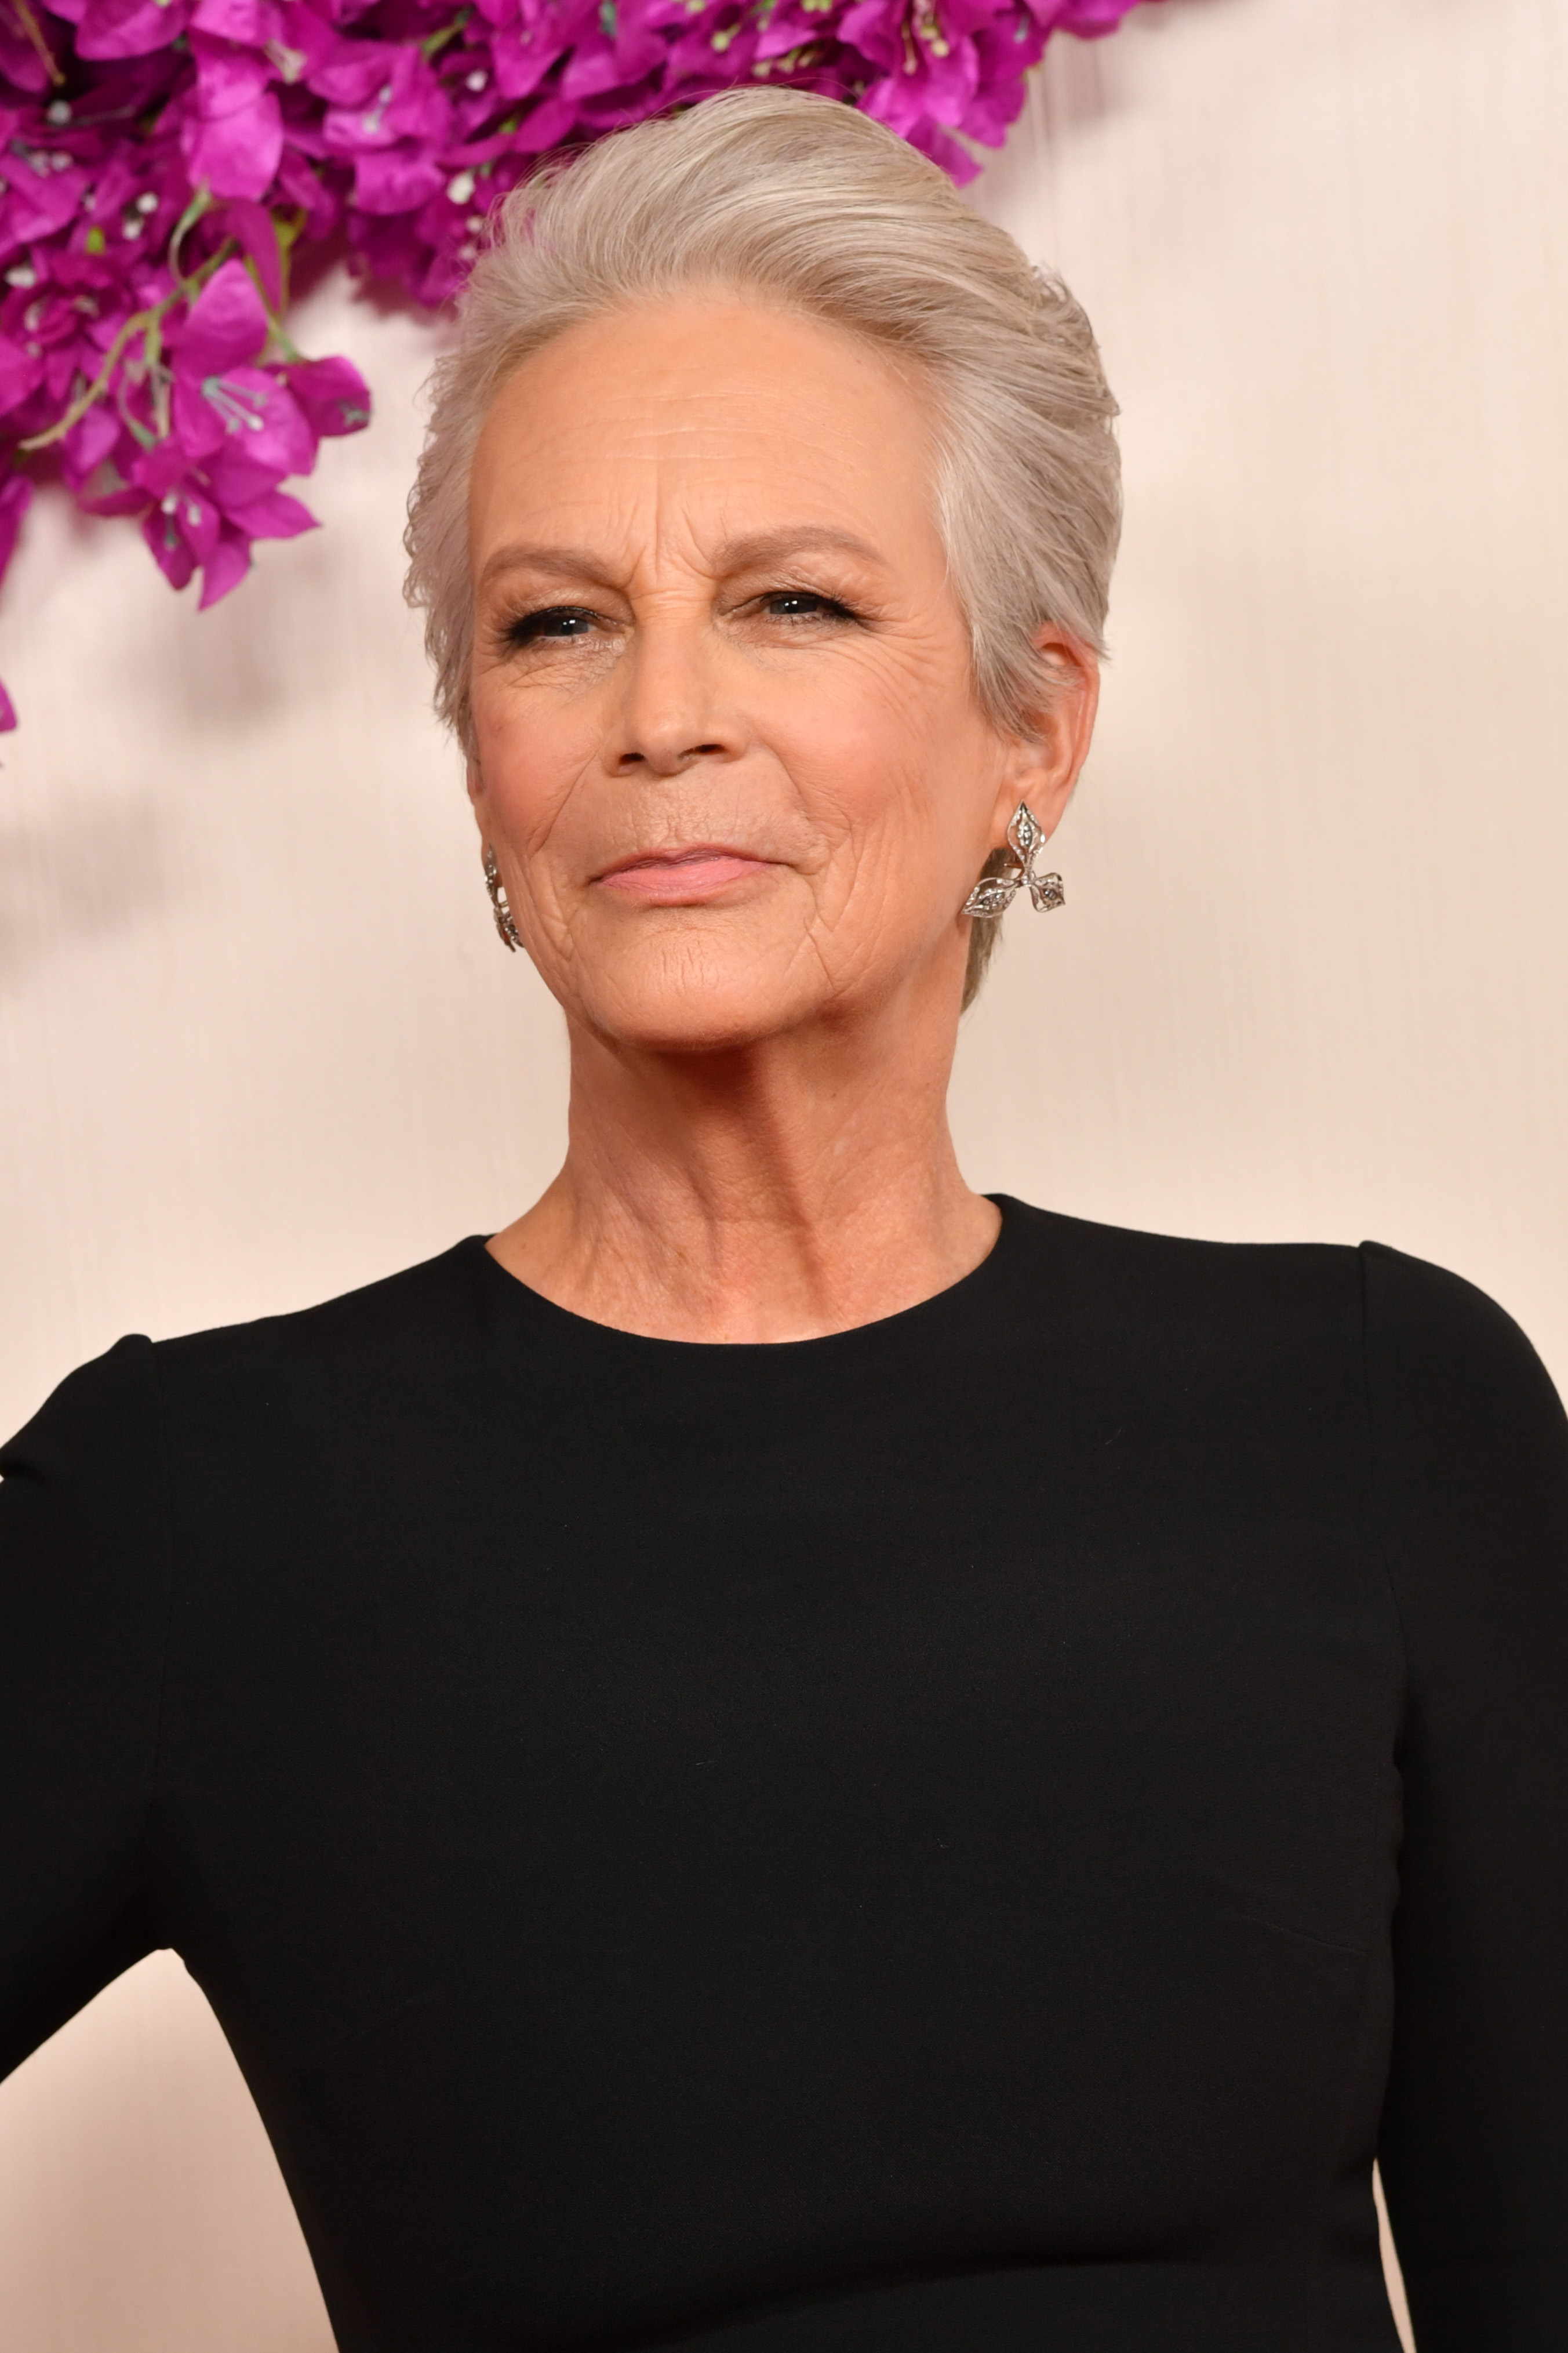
[605,609,742,778]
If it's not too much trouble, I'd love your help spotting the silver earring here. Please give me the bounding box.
[962,801,1064,918]
[483,844,522,951]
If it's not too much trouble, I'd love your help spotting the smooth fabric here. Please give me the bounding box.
[2,1199,1565,2351]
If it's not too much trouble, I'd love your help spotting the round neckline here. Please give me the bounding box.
[464,1193,1020,1356]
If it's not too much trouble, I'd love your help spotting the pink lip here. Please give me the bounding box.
[596,847,774,905]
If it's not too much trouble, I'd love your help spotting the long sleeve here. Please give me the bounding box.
[0,1336,171,2080]
[1365,1243,1568,2349]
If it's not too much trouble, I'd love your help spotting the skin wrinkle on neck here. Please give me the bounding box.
[465,295,1097,1342]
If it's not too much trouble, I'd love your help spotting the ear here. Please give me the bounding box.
[989,628,1100,847]
[465,753,489,840]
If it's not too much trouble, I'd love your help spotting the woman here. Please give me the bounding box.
[2,89,1564,2353]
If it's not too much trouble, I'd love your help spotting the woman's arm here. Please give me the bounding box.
[1365,1243,1568,2350]
[0,1338,171,2079]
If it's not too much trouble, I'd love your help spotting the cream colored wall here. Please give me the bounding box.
[2,0,1563,2341]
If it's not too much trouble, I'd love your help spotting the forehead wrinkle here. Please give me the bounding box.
[709,526,888,573]
[478,543,625,593]
[477,516,894,602]
[474,361,933,601]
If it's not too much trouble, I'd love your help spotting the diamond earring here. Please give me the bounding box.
[962,802,1064,919]
[483,844,522,951]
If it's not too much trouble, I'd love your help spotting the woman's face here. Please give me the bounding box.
[466,295,1090,1054]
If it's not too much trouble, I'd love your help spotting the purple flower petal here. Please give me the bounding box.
[275,146,340,239]
[488,24,567,101]
[284,353,372,437]
[0,336,45,418]
[224,486,318,538]
[0,150,92,241]
[197,368,315,501]
[132,433,197,498]
[77,460,150,519]
[322,42,453,154]
[510,92,580,152]
[182,37,285,199]
[0,470,33,589]
[282,0,398,103]
[143,502,199,591]
[199,526,252,608]
[0,13,60,92]
[1047,0,1140,29]
[166,482,223,564]
[76,0,193,58]
[169,373,232,463]
[191,0,282,39]
[175,257,271,382]
[559,19,666,99]
[214,199,286,312]
[59,403,124,493]
[350,143,448,216]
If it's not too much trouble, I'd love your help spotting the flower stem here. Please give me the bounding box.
[19,234,236,454]
[6,0,66,87]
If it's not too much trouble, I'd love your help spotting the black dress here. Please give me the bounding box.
[2,1199,1565,2352]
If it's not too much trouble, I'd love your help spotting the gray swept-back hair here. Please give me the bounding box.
[405,88,1120,1005]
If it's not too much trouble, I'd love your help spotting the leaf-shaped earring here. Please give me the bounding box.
[483,844,522,950]
[961,803,1064,920]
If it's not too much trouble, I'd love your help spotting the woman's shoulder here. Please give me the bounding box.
[155,1233,494,1379]
[1002,1194,1539,1342]
[994,1193,1363,1353]
[999,1192,1361,1286]
[996,1195,1562,1426]
[144,1238,526,1477]
[2,1237,502,1484]
[1354,1239,1568,1558]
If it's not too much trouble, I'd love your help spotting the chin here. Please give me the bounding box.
[578,934,832,1057]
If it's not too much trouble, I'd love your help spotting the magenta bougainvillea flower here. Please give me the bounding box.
[0,0,1145,728]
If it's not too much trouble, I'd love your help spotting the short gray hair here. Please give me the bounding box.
[405,89,1120,1003]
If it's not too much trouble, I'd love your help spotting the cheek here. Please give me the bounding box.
[772,655,988,862]
[470,673,594,854]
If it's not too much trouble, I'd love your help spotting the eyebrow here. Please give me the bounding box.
[714,528,885,571]
[477,526,886,593]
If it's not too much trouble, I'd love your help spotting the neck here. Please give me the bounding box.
[488,986,998,1343]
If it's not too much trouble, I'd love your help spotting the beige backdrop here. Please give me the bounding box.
[3,0,1565,2341]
